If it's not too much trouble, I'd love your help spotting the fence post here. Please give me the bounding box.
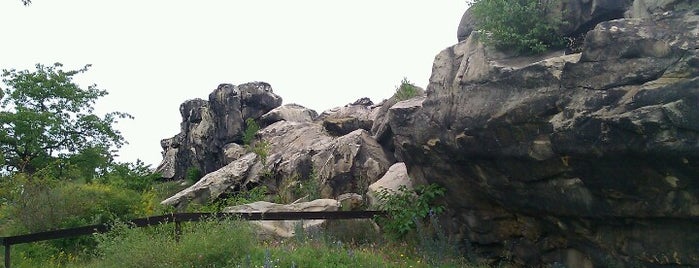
[4,243,10,268]
[174,221,182,242]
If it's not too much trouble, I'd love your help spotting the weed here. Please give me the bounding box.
[375,183,446,239]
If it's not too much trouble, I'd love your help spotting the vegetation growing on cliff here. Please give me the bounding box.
[469,0,566,54]
[393,77,421,101]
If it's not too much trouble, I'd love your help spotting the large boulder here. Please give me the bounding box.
[457,8,476,42]
[155,82,282,180]
[316,98,378,136]
[223,199,340,238]
[394,10,699,267]
[161,153,263,209]
[366,162,413,208]
[259,103,317,127]
[258,121,394,198]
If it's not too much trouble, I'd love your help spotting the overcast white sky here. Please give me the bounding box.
[0,1,468,167]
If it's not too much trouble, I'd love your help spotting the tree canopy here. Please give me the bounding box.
[0,63,131,175]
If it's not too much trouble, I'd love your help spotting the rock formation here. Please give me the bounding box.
[155,82,282,180]
[223,199,340,238]
[158,99,397,209]
[156,1,699,266]
[415,3,699,267]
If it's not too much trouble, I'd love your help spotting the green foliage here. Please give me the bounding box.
[0,63,131,174]
[470,0,566,54]
[276,170,321,204]
[184,167,202,184]
[415,212,465,266]
[242,118,260,145]
[0,174,154,265]
[98,160,159,192]
[92,219,257,267]
[393,77,421,101]
[1,177,148,234]
[192,185,270,213]
[251,140,270,163]
[83,218,465,268]
[376,183,446,239]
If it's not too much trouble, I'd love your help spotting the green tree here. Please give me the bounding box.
[0,63,131,175]
[470,0,565,54]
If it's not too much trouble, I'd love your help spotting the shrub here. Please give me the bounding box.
[280,170,320,204]
[184,167,202,184]
[251,141,270,163]
[375,183,446,239]
[393,77,421,101]
[98,160,159,192]
[0,174,152,264]
[470,0,566,54]
[92,219,257,267]
[193,185,270,212]
[242,118,261,145]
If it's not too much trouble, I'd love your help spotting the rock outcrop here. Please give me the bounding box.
[155,2,699,267]
[159,109,395,209]
[316,98,378,137]
[400,7,699,268]
[155,82,282,180]
[223,199,340,238]
[259,103,317,127]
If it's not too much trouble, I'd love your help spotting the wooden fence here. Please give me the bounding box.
[0,210,386,268]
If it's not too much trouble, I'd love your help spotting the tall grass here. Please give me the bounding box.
[76,218,477,268]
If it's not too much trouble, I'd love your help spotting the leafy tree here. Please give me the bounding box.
[470,0,566,54]
[0,63,131,175]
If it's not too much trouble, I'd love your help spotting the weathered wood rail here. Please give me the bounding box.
[1,210,386,268]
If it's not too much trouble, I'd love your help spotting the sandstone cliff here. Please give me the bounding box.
[419,1,699,267]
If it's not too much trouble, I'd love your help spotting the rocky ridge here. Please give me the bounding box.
[157,1,699,267]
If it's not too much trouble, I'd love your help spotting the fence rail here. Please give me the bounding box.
[1,210,386,268]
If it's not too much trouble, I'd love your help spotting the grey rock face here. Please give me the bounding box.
[161,118,395,209]
[457,8,476,42]
[259,103,318,127]
[316,98,378,136]
[556,0,631,35]
[155,82,282,180]
[223,199,340,238]
[629,0,699,18]
[366,162,413,208]
[399,10,699,267]
[161,152,263,209]
[259,121,394,197]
